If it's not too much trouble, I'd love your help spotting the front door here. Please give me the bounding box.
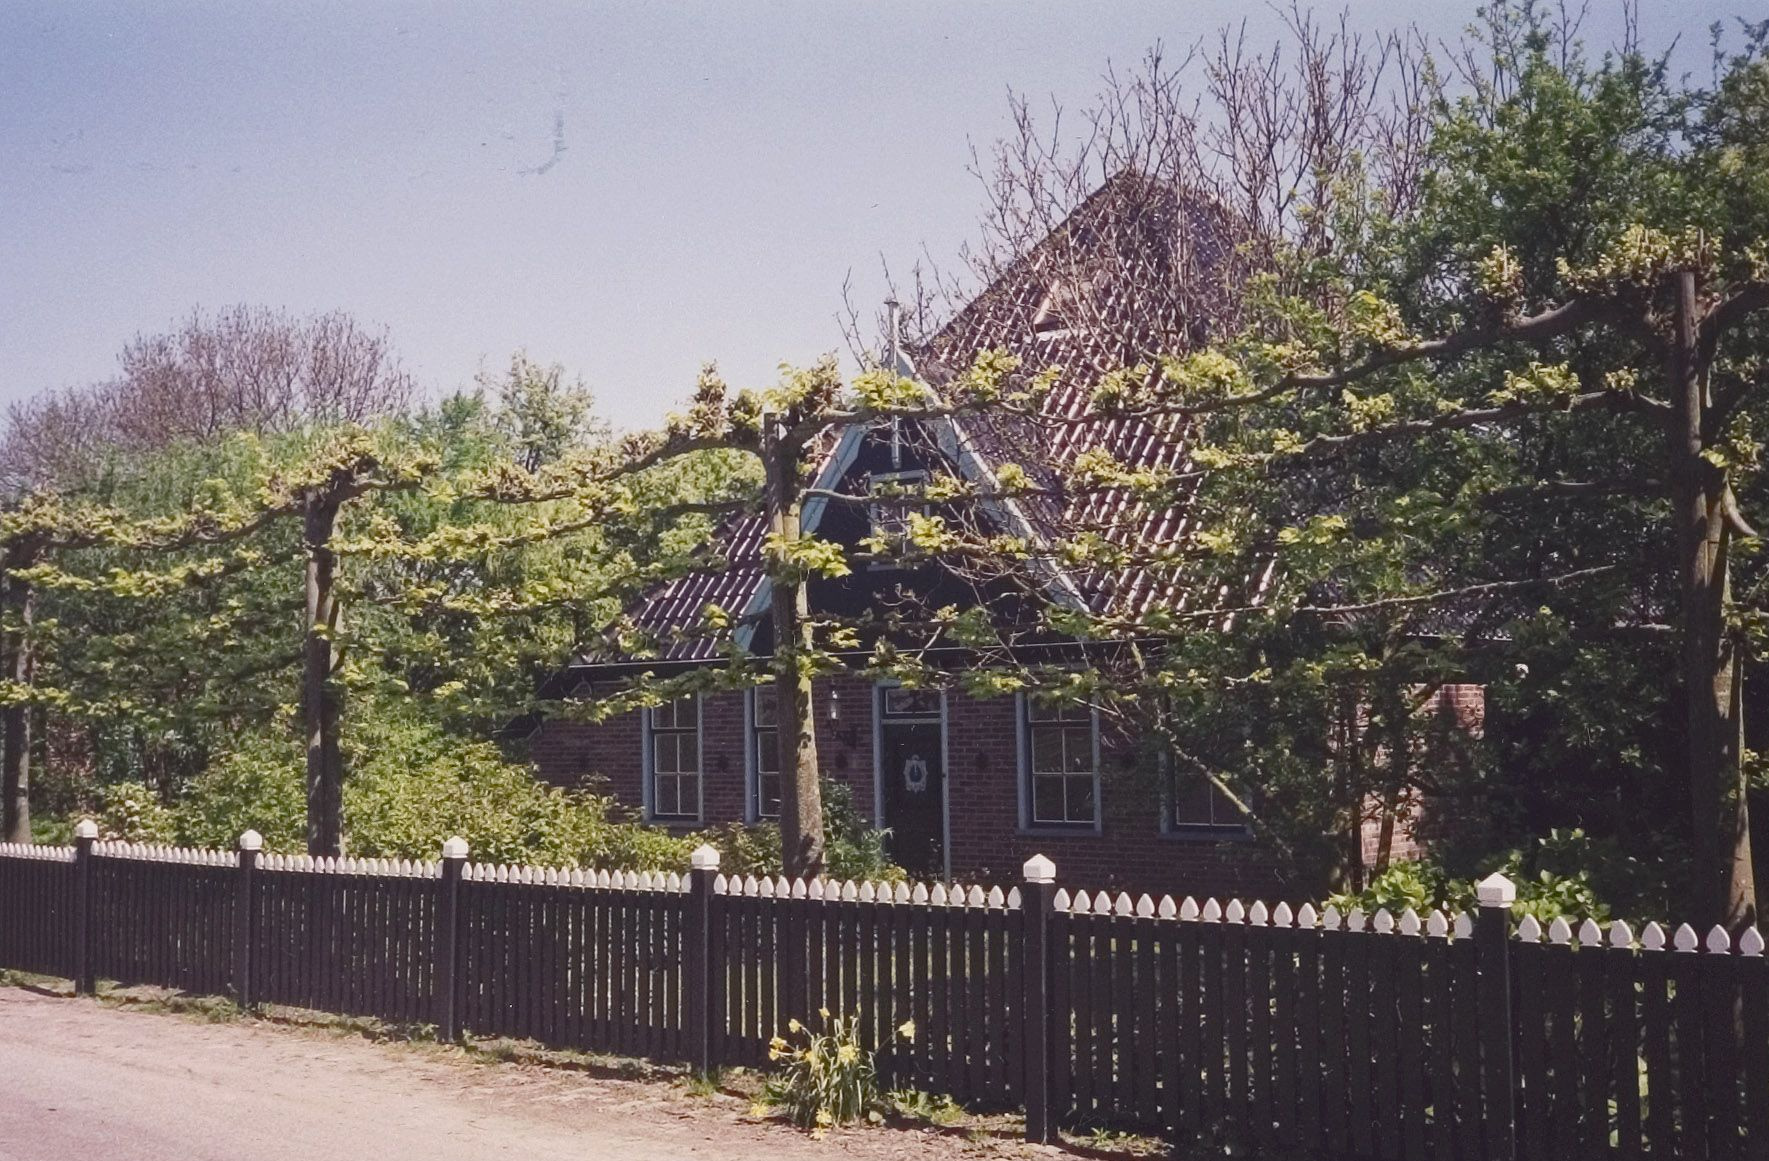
[877,686,946,878]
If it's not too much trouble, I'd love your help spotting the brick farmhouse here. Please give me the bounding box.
[530,176,1479,898]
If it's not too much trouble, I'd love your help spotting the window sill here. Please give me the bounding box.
[1017,824,1103,839]
[1160,826,1255,845]
[646,817,704,830]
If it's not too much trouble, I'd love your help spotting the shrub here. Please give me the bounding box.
[173,699,695,867]
[1327,829,1619,924]
[97,781,178,844]
[757,1008,911,1133]
[706,778,902,883]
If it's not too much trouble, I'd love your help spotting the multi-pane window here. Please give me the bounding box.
[1167,771,1248,835]
[882,685,941,717]
[750,687,781,820]
[646,696,700,822]
[1024,698,1099,828]
[868,470,928,566]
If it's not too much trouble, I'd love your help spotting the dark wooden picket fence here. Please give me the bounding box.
[2,826,1766,1160]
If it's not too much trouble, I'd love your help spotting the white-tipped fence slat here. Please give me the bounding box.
[4,840,1767,1159]
[0,841,75,862]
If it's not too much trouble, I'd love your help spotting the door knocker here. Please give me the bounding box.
[902,754,930,794]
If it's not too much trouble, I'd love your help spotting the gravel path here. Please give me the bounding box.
[0,987,1061,1161]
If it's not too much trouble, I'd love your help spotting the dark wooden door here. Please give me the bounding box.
[878,707,946,878]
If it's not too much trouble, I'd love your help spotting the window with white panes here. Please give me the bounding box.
[1022,697,1100,828]
[645,696,701,822]
[1166,769,1249,836]
[749,687,781,820]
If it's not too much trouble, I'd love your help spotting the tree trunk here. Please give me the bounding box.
[303,499,345,857]
[1670,271,1757,929]
[762,417,826,878]
[1,559,37,844]
[1328,686,1365,892]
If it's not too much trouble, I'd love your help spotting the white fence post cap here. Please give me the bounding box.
[690,844,721,870]
[441,836,469,860]
[238,829,263,852]
[1475,872,1516,907]
[73,818,98,840]
[1022,854,1056,884]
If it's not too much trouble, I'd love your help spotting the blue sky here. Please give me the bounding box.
[0,2,1736,431]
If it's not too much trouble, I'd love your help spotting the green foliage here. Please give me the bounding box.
[174,733,307,851]
[885,1088,966,1126]
[756,1009,909,1133]
[1328,830,1638,924]
[1326,860,1457,918]
[173,698,697,867]
[703,778,901,883]
[97,781,178,844]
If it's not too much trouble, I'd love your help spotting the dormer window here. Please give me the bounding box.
[1031,281,1077,340]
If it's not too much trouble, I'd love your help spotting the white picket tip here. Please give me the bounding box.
[1740,927,1765,957]
[1248,900,1269,926]
[1608,920,1635,949]
[1706,925,1733,954]
[1157,896,1178,920]
[1674,924,1699,952]
[1137,894,1156,919]
[1296,903,1319,929]
[1516,915,1542,943]
[1642,922,1667,951]
[1398,908,1420,936]
[1578,919,1604,948]
[1373,908,1394,934]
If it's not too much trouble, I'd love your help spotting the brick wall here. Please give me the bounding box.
[1357,682,1488,870]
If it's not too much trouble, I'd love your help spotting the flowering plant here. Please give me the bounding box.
[755,1007,914,1133]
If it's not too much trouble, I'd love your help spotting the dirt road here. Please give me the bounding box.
[0,988,1054,1161]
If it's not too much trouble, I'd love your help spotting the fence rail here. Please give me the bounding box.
[1,822,1765,1160]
